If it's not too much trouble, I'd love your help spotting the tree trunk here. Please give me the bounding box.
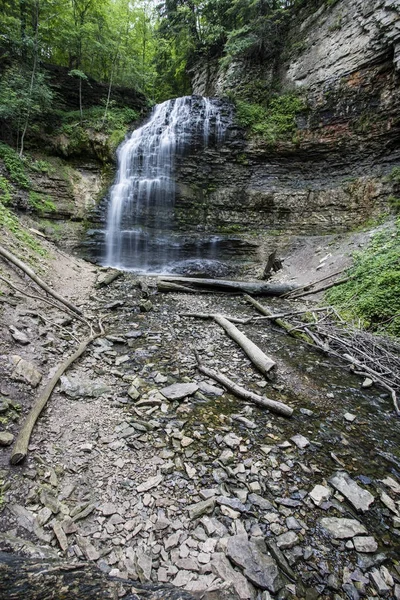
[19,0,39,157]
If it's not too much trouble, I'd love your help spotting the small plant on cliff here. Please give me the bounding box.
[0,176,13,205]
[386,166,400,184]
[28,191,56,215]
[0,143,31,189]
[0,202,46,256]
[235,93,306,142]
[326,219,400,336]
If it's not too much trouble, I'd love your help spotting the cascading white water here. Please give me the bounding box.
[104,96,231,272]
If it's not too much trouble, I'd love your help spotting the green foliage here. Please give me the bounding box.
[58,106,138,134]
[28,191,56,215]
[0,66,54,150]
[0,143,31,189]
[68,69,88,81]
[0,177,14,205]
[388,196,400,214]
[326,219,400,336]
[386,166,400,184]
[54,106,139,154]
[235,93,306,142]
[29,159,53,174]
[0,202,46,256]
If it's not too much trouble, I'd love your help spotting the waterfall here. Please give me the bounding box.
[104,96,231,273]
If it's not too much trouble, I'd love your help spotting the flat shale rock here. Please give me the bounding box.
[309,484,332,506]
[60,375,110,399]
[226,535,283,593]
[329,472,375,512]
[9,326,30,345]
[160,383,199,400]
[320,518,367,539]
[198,382,224,396]
[11,356,42,387]
[353,536,378,553]
[211,552,254,600]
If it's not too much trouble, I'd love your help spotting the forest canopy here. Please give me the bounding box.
[0,0,317,151]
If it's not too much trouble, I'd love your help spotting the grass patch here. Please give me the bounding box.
[326,219,400,336]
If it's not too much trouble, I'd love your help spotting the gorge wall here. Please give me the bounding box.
[174,0,400,238]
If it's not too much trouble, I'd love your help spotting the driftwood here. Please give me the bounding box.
[0,274,89,327]
[194,350,293,417]
[0,551,195,600]
[157,281,200,293]
[261,250,283,280]
[272,306,400,416]
[184,313,276,375]
[213,314,276,375]
[282,269,346,298]
[10,325,104,465]
[289,277,351,299]
[157,276,297,296]
[244,295,314,344]
[0,244,83,316]
[343,353,400,416]
[181,312,249,325]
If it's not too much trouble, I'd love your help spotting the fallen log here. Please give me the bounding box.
[0,244,83,316]
[213,314,276,375]
[157,281,200,293]
[181,312,249,325]
[0,551,195,600]
[194,350,293,417]
[157,276,297,296]
[10,324,104,465]
[184,313,276,375]
[244,295,314,344]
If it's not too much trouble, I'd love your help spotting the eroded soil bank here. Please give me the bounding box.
[0,242,400,600]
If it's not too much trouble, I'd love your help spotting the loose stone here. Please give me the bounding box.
[320,518,368,539]
[353,536,378,553]
[329,472,375,512]
[290,434,310,449]
[160,383,198,400]
[137,474,163,493]
[226,535,284,592]
[309,484,332,507]
[0,431,14,446]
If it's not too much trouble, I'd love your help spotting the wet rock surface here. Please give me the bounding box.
[1,270,400,599]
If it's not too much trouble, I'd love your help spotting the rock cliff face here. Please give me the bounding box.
[179,0,400,237]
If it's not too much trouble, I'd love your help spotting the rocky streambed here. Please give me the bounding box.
[0,263,400,600]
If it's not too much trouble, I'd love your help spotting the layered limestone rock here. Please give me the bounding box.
[183,0,400,237]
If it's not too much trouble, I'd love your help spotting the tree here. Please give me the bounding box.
[68,68,88,122]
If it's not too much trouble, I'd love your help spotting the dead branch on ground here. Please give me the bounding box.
[194,350,292,417]
[0,244,83,316]
[184,313,276,375]
[10,321,105,465]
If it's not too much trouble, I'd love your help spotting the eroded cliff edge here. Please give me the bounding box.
[175,0,400,239]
